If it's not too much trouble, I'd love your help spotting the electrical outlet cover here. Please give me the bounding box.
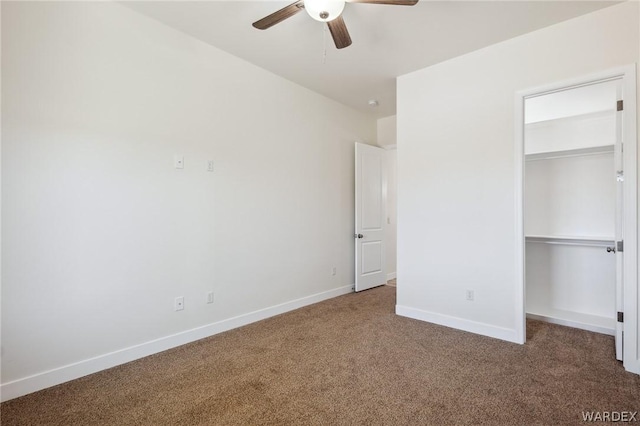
[175,296,185,311]
[174,155,184,169]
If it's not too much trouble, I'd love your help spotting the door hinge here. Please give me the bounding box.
[617,100,624,111]
[617,240,624,252]
[617,311,624,323]
[617,170,624,182]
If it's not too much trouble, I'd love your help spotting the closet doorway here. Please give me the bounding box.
[515,66,638,374]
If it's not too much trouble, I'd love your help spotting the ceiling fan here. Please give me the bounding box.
[252,0,418,49]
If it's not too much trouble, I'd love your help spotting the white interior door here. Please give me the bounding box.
[355,142,387,291]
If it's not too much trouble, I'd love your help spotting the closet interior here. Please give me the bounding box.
[524,80,622,346]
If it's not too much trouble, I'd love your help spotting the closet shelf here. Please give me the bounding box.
[526,235,615,247]
[525,144,614,161]
[525,109,615,127]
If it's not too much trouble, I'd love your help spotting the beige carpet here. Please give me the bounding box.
[2,285,639,425]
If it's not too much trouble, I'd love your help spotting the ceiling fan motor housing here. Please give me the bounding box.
[304,0,346,22]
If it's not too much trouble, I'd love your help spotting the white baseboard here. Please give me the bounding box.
[1,284,354,402]
[526,313,615,336]
[395,305,520,344]
[386,272,396,281]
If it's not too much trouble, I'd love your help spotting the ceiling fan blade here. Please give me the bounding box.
[252,0,305,30]
[327,16,352,49]
[346,0,418,4]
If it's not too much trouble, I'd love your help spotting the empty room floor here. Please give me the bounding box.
[2,286,638,425]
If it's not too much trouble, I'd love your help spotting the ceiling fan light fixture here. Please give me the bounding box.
[304,0,346,22]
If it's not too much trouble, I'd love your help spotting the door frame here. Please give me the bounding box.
[514,65,639,374]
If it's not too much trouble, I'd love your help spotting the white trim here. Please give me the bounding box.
[395,305,520,343]
[514,88,526,345]
[526,313,615,336]
[620,64,639,374]
[516,71,627,100]
[514,65,639,374]
[386,272,396,281]
[0,284,354,402]
[382,144,397,151]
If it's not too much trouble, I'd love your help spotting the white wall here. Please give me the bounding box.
[1,1,375,399]
[525,153,615,238]
[377,115,397,147]
[396,2,639,342]
[526,243,616,320]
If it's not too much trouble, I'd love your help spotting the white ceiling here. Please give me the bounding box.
[122,0,618,118]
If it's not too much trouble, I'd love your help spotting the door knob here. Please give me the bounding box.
[355,234,364,239]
